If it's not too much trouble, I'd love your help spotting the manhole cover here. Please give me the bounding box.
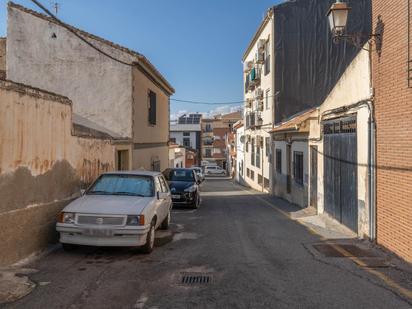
[180,273,212,285]
[313,244,377,258]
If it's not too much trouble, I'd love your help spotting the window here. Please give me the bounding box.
[258,174,263,185]
[246,142,249,152]
[256,145,261,168]
[88,174,154,197]
[276,149,282,173]
[264,177,270,189]
[183,138,191,147]
[183,132,190,136]
[264,39,270,75]
[205,149,212,157]
[265,89,270,110]
[170,138,176,144]
[250,170,255,180]
[246,168,250,178]
[148,90,157,125]
[159,176,169,192]
[265,137,270,156]
[293,151,304,185]
[251,138,255,166]
[205,124,212,132]
[154,177,162,193]
[152,160,161,172]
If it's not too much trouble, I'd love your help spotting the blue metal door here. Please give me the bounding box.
[323,117,358,233]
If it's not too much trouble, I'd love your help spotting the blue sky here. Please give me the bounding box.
[0,0,281,119]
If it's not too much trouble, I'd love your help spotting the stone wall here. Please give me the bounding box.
[0,80,115,266]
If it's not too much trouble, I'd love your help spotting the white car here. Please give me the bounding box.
[191,167,205,182]
[204,165,226,175]
[56,171,172,253]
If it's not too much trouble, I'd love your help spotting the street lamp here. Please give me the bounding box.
[326,0,382,52]
[327,0,350,37]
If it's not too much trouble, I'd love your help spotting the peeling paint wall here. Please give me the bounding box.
[0,80,115,266]
[6,5,133,138]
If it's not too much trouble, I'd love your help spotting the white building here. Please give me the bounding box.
[234,121,246,185]
[241,8,274,192]
[170,124,201,149]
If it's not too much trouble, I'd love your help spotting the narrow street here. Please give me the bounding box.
[3,178,410,309]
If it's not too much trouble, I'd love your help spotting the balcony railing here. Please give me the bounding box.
[245,67,261,92]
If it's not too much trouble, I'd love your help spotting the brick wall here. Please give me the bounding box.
[372,0,412,262]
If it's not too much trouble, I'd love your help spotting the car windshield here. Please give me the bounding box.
[164,169,195,182]
[87,174,154,197]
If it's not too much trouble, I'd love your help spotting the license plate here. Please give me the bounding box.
[83,228,113,237]
[172,194,181,199]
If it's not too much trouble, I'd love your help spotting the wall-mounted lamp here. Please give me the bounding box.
[327,0,382,52]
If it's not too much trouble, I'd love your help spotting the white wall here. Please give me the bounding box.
[170,131,197,149]
[7,6,134,138]
[235,126,246,185]
[242,16,274,192]
[309,49,371,237]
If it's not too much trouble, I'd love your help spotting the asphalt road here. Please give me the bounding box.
[4,179,411,309]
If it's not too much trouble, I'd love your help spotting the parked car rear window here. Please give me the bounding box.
[163,169,195,182]
[87,174,154,197]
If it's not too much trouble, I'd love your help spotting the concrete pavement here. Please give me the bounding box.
[2,179,411,309]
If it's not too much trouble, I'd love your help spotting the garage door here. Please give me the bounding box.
[323,116,358,233]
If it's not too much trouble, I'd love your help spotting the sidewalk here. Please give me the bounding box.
[254,192,412,303]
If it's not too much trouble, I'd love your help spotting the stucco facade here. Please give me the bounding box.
[0,79,116,266]
[5,3,174,172]
[308,49,373,237]
[242,9,274,192]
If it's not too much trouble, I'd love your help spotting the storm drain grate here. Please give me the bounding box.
[180,273,212,285]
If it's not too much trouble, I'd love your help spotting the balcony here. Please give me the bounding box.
[245,112,263,130]
[245,67,261,92]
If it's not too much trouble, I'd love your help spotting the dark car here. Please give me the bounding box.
[162,168,201,208]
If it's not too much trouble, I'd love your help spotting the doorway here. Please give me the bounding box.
[286,144,291,193]
[117,150,129,171]
[310,146,318,209]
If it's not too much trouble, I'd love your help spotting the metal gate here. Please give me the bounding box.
[323,116,358,233]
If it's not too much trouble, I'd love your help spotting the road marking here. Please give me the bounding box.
[240,186,412,301]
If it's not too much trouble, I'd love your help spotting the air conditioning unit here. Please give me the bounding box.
[243,61,253,73]
[255,52,264,64]
[255,88,264,100]
[258,101,264,111]
[257,39,266,51]
[246,98,253,108]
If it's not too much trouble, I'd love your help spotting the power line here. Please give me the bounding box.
[171,94,279,105]
[30,0,134,66]
[170,99,244,105]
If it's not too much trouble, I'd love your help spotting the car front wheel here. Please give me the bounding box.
[141,220,155,254]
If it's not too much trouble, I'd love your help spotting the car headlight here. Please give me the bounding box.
[126,215,145,226]
[60,212,75,224]
[184,185,196,193]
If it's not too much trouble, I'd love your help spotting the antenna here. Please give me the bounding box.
[50,1,60,15]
